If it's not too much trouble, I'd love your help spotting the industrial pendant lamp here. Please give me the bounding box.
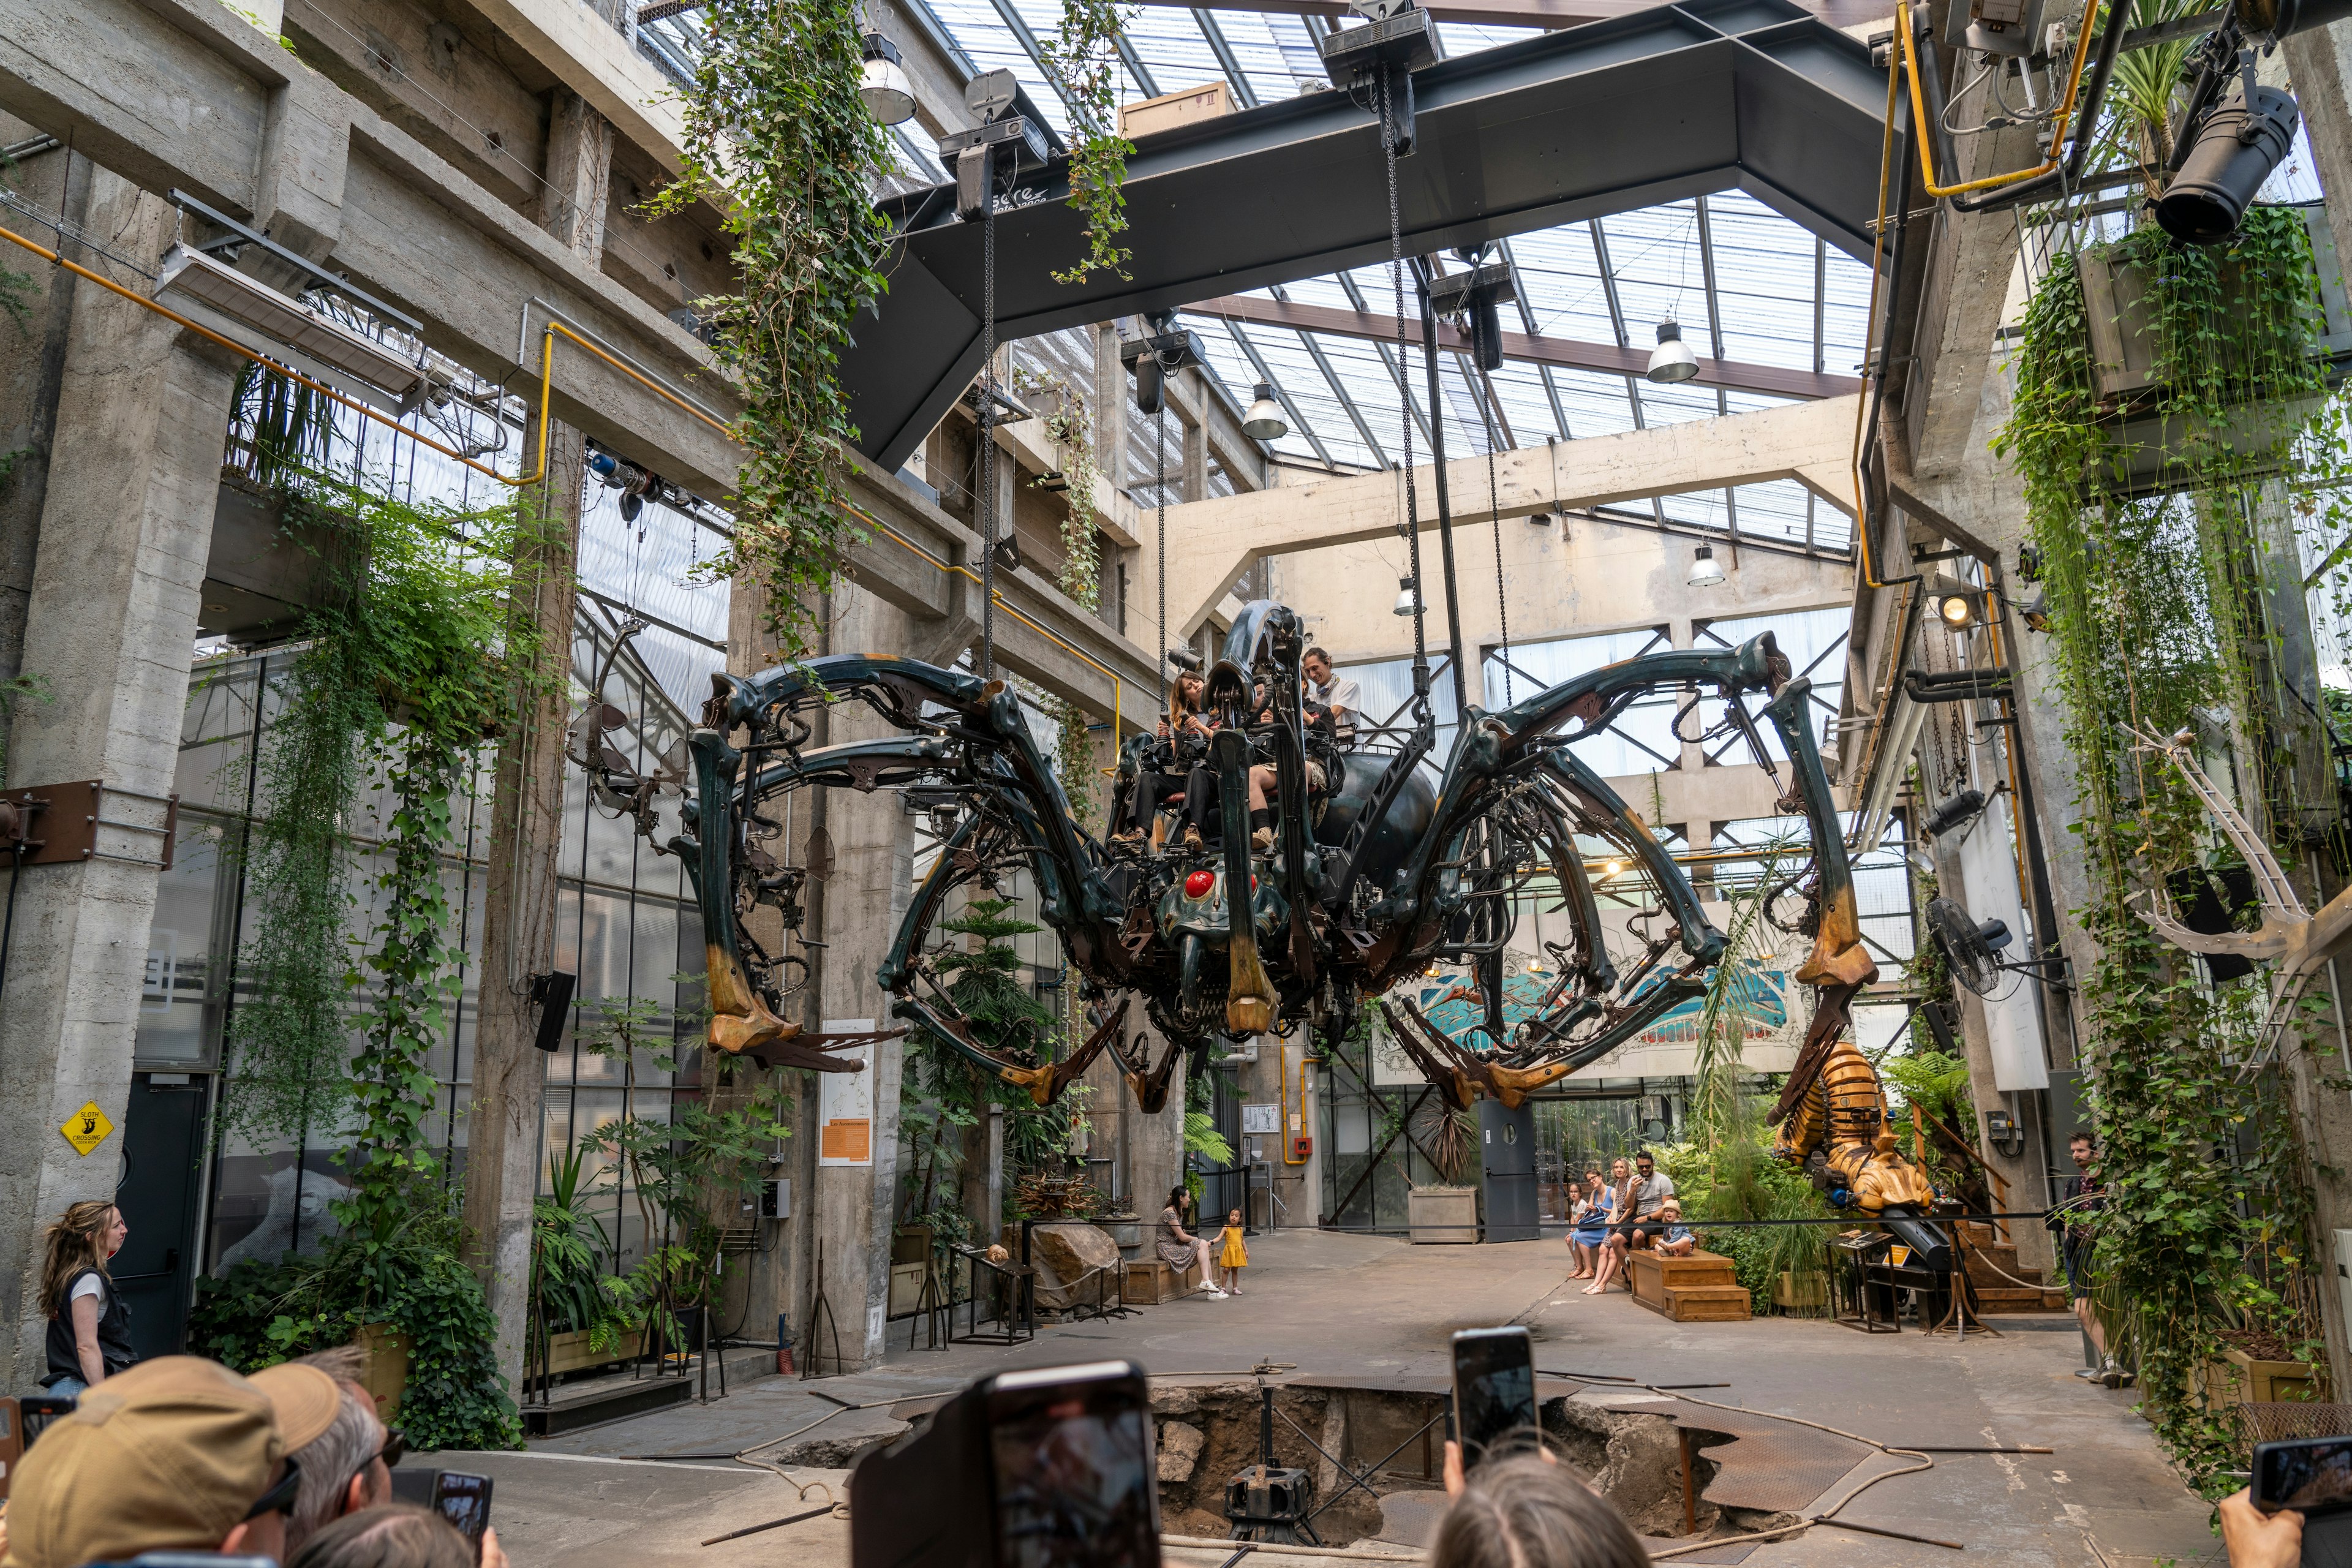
[1242,383,1287,440]
[1686,543,1725,587]
[859,33,918,126]
[1646,318,1700,384]
[1393,576,1422,616]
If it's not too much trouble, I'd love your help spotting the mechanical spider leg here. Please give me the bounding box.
[1104,1027,1185,1114]
[1213,727,1279,1035]
[741,1026,911,1074]
[894,993,1130,1107]
[1376,998,1482,1111]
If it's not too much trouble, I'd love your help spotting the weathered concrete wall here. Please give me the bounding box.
[0,172,237,1383]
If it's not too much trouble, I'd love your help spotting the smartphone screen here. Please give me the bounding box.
[2256,1437,2352,1516]
[1453,1327,1538,1469]
[432,1472,493,1564]
[985,1362,1160,1568]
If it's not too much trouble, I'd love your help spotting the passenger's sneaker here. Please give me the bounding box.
[1251,827,1274,852]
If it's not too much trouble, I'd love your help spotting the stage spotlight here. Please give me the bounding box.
[1686,543,1725,588]
[1393,576,1422,617]
[1937,587,1983,628]
[991,535,1022,575]
[1242,383,1287,441]
[1645,318,1700,384]
[2156,83,2300,244]
[1924,787,1988,838]
[859,33,917,126]
[2021,589,2053,632]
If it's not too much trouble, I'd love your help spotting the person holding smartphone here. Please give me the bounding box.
[2220,1488,2305,1567]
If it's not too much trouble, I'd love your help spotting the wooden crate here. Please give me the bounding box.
[1626,1251,1752,1323]
[1120,1257,1204,1305]
[1117,81,1231,140]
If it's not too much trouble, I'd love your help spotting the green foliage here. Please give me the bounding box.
[902,897,1082,1231]
[190,1207,521,1451]
[1659,1131,1831,1314]
[1039,0,1136,284]
[227,360,339,487]
[647,0,890,663]
[1997,206,2343,1488]
[225,477,537,1161]
[576,986,790,1333]
[531,1147,642,1353]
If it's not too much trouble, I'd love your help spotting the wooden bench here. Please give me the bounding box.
[1120,1256,1207,1305]
[1626,1249,1752,1322]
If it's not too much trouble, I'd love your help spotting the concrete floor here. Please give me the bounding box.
[466,1229,2220,1568]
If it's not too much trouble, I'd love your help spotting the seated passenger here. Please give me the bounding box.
[1654,1199,1696,1257]
[1303,647,1360,745]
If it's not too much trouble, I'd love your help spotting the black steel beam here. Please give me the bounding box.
[846,0,1898,470]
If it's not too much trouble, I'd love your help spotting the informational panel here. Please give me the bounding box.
[1241,1102,1279,1136]
[817,1020,875,1166]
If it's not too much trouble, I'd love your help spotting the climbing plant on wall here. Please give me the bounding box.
[650,0,891,663]
[1039,0,1137,285]
[1997,204,2352,1487]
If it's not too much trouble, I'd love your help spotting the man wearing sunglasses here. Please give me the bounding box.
[0,1355,309,1568]
[253,1356,398,1557]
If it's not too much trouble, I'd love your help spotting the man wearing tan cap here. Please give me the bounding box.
[254,1355,395,1556]
[2,1356,303,1568]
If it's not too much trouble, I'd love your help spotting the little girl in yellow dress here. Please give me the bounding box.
[1218,1209,1249,1296]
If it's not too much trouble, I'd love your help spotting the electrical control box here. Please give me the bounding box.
[759,1178,791,1220]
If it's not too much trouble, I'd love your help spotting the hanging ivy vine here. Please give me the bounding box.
[649,0,891,663]
[1996,205,2352,1488]
[1039,0,1137,285]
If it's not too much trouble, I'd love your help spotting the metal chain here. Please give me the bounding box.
[1156,404,1168,708]
[1380,64,1429,725]
[1479,372,1511,706]
[979,174,998,679]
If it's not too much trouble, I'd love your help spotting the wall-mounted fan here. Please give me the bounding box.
[1924,895,2032,997]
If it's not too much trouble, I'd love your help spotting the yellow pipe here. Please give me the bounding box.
[1896,0,2098,198]
[1283,1041,1311,1166]
[848,504,1129,742]
[4,218,1131,748]
[0,221,556,487]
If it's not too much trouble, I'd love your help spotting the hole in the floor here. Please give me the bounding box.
[1148,1382,1799,1548]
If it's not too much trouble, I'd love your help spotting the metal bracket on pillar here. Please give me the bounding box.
[0,780,178,869]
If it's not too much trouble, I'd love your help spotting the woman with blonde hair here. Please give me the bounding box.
[40,1199,132,1396]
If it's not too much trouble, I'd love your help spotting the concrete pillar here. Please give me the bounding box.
[0,137,85,699]
[462,90,610,1389]
[2288,21,2352,282]
[1180,373,1210,505]
[804,582,916,1371]
[0,172,238,1384]
[1095,323,1127,492]
[1127,1034,1189,1221]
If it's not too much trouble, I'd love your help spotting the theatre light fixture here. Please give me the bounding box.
[1645,318,1699,384]
[156,245,423,405]
[1242,383,1288,441]
[1393,576,1422,616]
[1686,543,1725,587]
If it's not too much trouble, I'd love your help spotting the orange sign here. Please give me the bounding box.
[820,1118,871,1163]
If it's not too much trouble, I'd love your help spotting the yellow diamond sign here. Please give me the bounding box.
[60,1102,112,1156]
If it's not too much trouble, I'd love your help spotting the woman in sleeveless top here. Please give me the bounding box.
[1156,1186,1226,1298]
[42,1199,132,1397]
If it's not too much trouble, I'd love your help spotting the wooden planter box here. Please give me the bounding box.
[1773,1271,1829,1311]
[355,1323,409,1422]
[542,1326,644,1378]
[2198,1346,2319,1409]
[2076,209,2348,497]
[1409,1186,1479,1245]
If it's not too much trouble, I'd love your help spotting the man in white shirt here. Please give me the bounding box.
[1303,647,1360,743]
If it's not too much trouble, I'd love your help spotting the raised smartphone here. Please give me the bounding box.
[432,1471,494,1565]
[984,1361,1160,1568]
[1452,1325,1538,1470]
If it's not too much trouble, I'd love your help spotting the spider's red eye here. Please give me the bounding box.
[1185,870,1215,898]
